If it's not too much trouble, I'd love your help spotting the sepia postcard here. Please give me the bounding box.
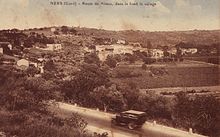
[0,0,219,137]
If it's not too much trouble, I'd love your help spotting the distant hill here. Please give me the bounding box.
[1,27,220,48]
[73,27,220,47]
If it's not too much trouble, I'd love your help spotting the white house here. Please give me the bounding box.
[98,50,114,61]
[38,58,44,62]
[151,49,164,59]
[129,42,141,47]
[95,45,113,61]
[51,27,56,32]
[84,47,94,53]
[182,48,197,55]
[168,48,177,55]
[112,44,133,54]
[117,40,126,45]
[17,59,29,67]
[44,44,62,51]
[95,44,134,61]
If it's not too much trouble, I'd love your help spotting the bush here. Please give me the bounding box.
[0,110,90,137]
[104,55,117,68]
[134,92,172,120]
[150,67,168,76]
[0,69,93,137]
[115,69,142,78]
[143,57,156,64]
[84,53,101,65]
[141,64,147,70]
[173,92,220,136]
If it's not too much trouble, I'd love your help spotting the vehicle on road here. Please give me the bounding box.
[111,110,147,130]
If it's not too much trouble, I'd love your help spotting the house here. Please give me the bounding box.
[113,44,133,54]
[181,48,197,55]
[17,59,29,67]
[47,44,62,51]
[95,44,134,61]
[168,48,177,55]
[42,44,62,51]
[117,39,126,45]
[97,50,113,61]
[129,42,141,47]
[95,45,114,61]
[51,27,56,32]
[0,42,12,54]
[150,49,164,59]
[84,46,95,53]
[38,58,44,62]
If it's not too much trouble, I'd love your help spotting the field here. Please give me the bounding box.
[110,60,220,89]
[184,56,220,64]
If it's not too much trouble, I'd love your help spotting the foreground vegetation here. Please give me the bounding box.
[1,52,220,137]
[61,59,220,137]
[0,68,107,137]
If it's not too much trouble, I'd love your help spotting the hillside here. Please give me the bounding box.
[73,27,220,47]
[17,27,220,48]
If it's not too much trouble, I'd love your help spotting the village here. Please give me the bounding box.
[0,27,219,137]
[1,27,212,75]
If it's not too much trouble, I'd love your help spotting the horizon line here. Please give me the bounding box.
[0,25,220,33]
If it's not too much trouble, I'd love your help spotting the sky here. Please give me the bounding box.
[0,0,219,31]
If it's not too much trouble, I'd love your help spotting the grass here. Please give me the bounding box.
[110,61,220,89]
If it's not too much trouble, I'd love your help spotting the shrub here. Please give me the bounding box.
[141,64,147,70]
[134,92,172,120]
[115,69,142,78]
[173,92,220,136]
[143,57,156,64]
[150,67,168,76]
[104,55,117,68]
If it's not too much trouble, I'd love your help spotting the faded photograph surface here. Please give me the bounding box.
[0,0,219,137]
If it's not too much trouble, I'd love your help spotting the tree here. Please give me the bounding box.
[104,55,117,68]
[173,92,220,136]
[90,84,126,112]
[25,66,40,77]
[163,46,170,62]
[62,64,109,106]
[117,82,139,110]
[141,64,147,70]
[0,69,92,137]
[84,53,100,65]
[125,53,137,64]
[54,31,60,35]
[24,37,34,48]
[69,28,77,35]
[44,59,56,71]
[143,57,156,64]
[64,113,87,131]
[0,71,56,112]
[61,26,68,34]
[134,92,171,119]
[147,40,152,49]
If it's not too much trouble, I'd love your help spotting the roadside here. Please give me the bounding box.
[49,102,207,137]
